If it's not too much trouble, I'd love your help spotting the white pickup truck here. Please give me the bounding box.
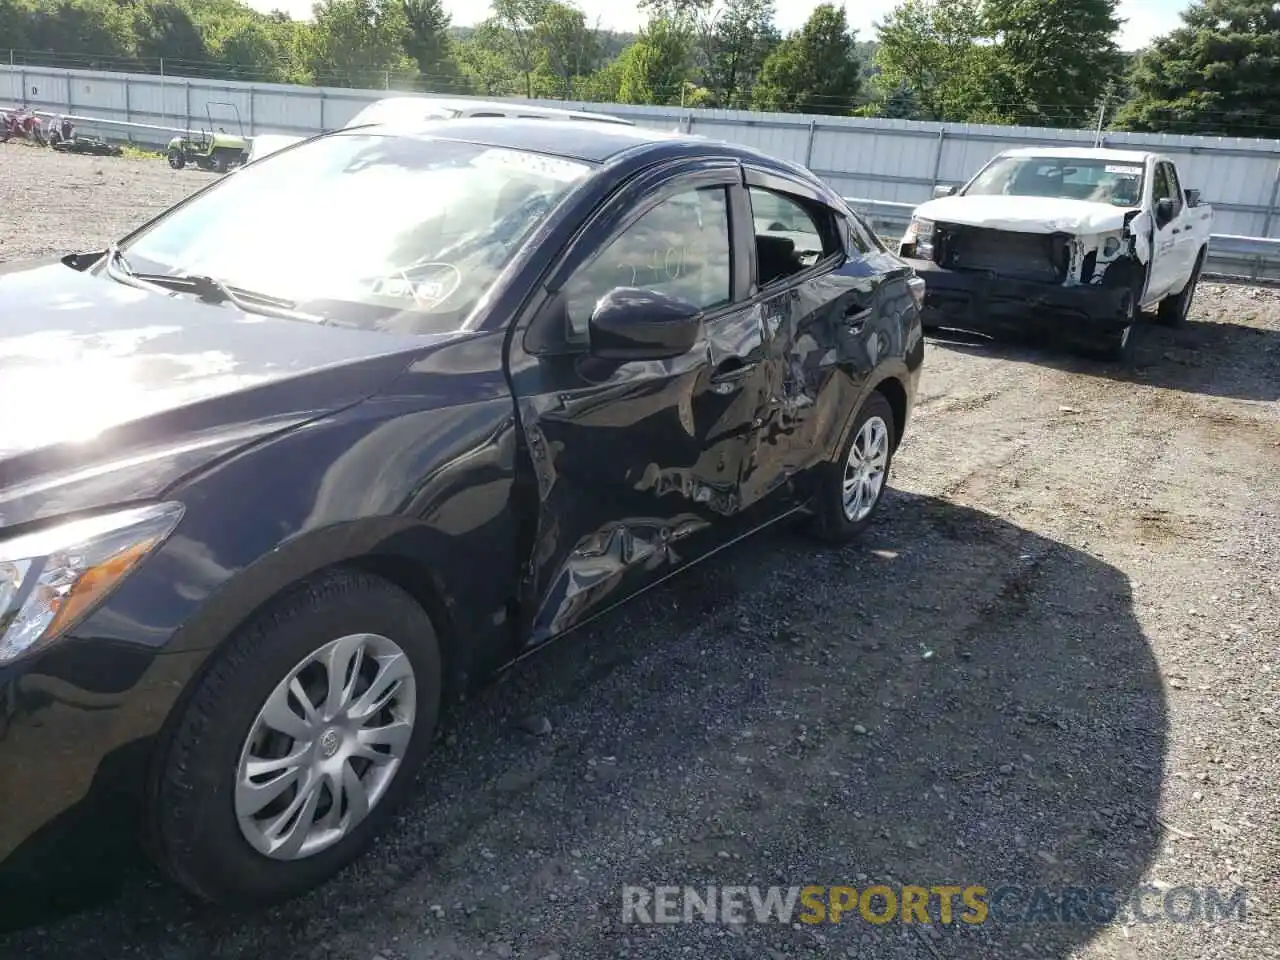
[898,147,1213,359]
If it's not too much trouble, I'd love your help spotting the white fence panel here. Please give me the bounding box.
[6,63,1280,238]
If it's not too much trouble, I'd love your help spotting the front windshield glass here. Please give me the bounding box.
[118,133,593,333]
[964,156,1145,207]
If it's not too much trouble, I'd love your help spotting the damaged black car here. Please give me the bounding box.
[0,119,924,907]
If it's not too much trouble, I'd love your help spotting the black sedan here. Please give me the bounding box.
[0,119,925,907]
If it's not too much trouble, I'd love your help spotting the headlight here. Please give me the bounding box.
[1101,234,1122,258]
[0,502,184,666]
[902,218,936,258]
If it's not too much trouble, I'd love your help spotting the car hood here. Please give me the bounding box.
[0,259,449,527]
[915,194,1136,236]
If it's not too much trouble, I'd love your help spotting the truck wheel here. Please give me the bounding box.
[147,568,443,906]
[168,150,186,170]
[805,391,897,543]
[1099,322,1138,365]
[1157,250,1205,327]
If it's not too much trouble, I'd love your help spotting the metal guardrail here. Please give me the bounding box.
[842,196,1280,284]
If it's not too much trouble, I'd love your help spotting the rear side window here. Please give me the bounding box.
[747,186,842,288]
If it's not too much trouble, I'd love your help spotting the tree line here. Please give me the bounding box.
[2,0,1278,138]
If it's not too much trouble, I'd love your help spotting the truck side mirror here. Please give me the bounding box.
[1184,188,1200,207]
[932,184,956,198]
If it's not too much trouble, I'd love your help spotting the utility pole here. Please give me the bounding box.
[1093,81,1114,147]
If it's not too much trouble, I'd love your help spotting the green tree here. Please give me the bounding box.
[983,0,1123,126]
[402,0,463,91]
[873,0,991,120]
[1115,0,1280,137]
[131,0,208,69]
[752,2,860,115]
[210,16,286,80]
[308,0,415,88]
[616,12,697,104]
[537,1,601,98]
[14,0,137,63]
[456,18,517,94]
[699,0,779,107]
[489,0,548,97]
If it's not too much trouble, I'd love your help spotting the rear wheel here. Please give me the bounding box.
[167,149,185,170]
[1157,249,1205,327]
[148,568,443,906]
[806,391,897,543]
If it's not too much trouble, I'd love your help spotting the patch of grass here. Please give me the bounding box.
[119,143,165,160]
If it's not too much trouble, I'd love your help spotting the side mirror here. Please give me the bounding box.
[1184,187,1200,207]
[588,287,702,361]
[1155,197,1175,226]
[933,184,956,198]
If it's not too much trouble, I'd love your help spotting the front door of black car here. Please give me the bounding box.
[506,161,771,647]
[734,167,888,510]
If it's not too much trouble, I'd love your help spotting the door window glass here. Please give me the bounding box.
[1161,162,1184,217]
[747,186,837,287]
[564,185,732,340]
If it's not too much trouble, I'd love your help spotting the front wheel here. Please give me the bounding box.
[167,150,185,170]
[1157,250,1205,327]
[148,568,443,906]
[805,390,897,543]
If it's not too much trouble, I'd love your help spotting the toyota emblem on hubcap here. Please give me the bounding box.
[319,728,342,758]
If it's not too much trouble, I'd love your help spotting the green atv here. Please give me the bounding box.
[166,102,249,173]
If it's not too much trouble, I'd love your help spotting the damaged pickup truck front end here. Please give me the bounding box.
[900,193,1150,337]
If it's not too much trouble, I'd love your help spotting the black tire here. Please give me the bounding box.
[1157,249,1205,327]
[806,390,897,543]
[147,567,443,906]
[1097,321,1139,365]
[167,150,185,170]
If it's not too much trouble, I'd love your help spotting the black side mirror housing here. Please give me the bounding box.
[1184,187,1200,207]
[1155,197,1175,226]
[932,184,956,198]
[588,287,703,361]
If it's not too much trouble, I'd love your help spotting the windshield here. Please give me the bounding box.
[117,133,593,333]
[348,99,461,126]
[964,156,1145,207]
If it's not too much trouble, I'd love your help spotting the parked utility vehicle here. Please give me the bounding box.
[167,103,250,172]
[899,147,1213,360]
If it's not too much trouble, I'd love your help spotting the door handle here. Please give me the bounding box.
[709,360,758,393]
[845,305,872,332]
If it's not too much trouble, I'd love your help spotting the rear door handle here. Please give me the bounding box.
[709,360,758,393]
[845,305,872,332]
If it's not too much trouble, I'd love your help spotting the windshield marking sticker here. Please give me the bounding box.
[367,263,462,310]
[1105,164,1144,175]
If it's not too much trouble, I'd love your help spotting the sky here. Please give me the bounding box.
[247,0,1184,51]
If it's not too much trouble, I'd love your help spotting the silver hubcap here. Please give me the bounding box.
[843,415,890,522]
[235,632,417,861]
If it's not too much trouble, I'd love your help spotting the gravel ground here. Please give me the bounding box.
[1,142,1277,960]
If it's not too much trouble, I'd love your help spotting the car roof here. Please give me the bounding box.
[999,146,1152,164]
[353,95,633,125]
[342,117,804,170]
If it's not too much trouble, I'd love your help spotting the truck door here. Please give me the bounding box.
[1159,161,1200,281]
[1146,161,1186,302]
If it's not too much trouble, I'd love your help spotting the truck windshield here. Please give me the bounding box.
[964,156,1145,207]
[115,132,593,334]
